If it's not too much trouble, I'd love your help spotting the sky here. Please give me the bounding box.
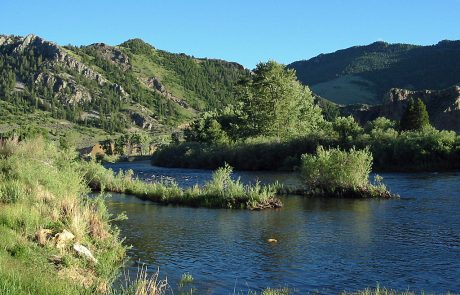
[1,0,459,69]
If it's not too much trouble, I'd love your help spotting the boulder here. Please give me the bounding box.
[73,243,97,263]
[54,229,75,250]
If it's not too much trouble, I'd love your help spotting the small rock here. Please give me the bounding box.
[73,243,97,263]
[48,255,63,266]
[54,229,75,250]
[36,229,53,246]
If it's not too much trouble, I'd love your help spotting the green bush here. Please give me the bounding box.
[300,146,372,190]
[332,116,363,141]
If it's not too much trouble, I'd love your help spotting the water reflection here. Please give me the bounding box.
[105,162,460,294]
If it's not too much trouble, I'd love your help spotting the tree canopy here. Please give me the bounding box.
[238,60,323,139]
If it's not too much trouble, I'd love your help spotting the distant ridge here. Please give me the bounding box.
[288,40,460,105]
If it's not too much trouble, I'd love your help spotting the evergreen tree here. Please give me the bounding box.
[400,98,430,131]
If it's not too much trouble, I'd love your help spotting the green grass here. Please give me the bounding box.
[82,161,282,210]
[311,74,379,105]
[0,100,120,149]
[178,272,194,287]
[130,52,207,111]
[342,284,456,295]
[0,250,89,295]
[0,138,126,294]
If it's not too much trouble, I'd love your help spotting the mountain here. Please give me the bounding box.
[288,40,460,105]
[0,34,248,142]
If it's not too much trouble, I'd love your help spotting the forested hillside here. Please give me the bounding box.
[288,40,460,105]
[0,34,248,142]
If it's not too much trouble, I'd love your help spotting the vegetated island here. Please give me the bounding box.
[85,144,398,211]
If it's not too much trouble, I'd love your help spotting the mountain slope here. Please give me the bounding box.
[0,34,248,137]
[288,40,460,105]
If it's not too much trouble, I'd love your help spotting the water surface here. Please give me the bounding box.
[105,162,460,294]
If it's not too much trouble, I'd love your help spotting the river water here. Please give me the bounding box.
[104,161,460,294]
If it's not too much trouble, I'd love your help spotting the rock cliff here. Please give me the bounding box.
[344,86,460,132]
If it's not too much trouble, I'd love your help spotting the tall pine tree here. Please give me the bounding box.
[400,98,430,131]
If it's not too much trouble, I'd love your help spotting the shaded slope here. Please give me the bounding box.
[289,40,460,105]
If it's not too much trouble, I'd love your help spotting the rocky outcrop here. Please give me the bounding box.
[1,34,128,102]
[380,86,460,132]
[34,72,93,105]
[146,77,166,93]
[124,105,159,130]
[340,104,381,125]
[5,35,105,83]
[87,43,130,70]
[144,77,190,109]
[344,86,460,133]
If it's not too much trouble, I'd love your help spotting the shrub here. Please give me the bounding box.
[332,116,363,141]
[300,146,372,191]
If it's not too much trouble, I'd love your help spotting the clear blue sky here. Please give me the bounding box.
[1,0,459,69]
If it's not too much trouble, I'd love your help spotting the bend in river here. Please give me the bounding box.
[104,161,460,294]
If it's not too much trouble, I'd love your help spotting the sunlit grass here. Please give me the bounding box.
[0,138,126,294]
[81,161,282,209]
[342,284,456,295]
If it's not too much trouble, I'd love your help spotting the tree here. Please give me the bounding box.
[131,133,150,155]
[332,116,363,141]
[365,117,396,133]
[184,111,230,144]
[400,98,430,131]
[238,61,323,140]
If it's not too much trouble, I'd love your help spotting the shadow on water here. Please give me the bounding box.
[104,162,460,294]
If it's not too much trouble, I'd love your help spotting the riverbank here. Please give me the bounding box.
[1,139,455,293]
[0,138,126,294]
[280,186,398,199]
[102,160,398,201]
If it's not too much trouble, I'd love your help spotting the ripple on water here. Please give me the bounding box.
[104,162,460,294]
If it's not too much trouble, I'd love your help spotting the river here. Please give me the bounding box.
[104,161,460,294]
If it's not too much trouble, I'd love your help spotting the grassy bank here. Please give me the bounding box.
[0,138,126,294]
[81,162,282,210]
[342,284,455,295]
